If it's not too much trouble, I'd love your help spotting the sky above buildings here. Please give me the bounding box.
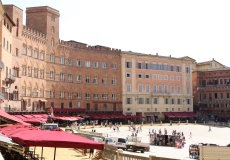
[2,0,230,66]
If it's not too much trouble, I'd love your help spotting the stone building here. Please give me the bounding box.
[121,51,194,122]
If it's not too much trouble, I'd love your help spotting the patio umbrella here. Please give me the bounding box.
[11,130,104,160]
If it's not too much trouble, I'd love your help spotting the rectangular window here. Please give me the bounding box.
[145,98,150,104]
[187,87,190,94]
[187,99,190,104]
[126,98,132,104]
[171,99,174,104]
[153,85,157,92]
[163,64,168,71]
[170,65,174,71]
[165,98,168,104]
[146,84,150,92]
[60,73,65,81]
[154,98,158,104]
[68,74,73,82]
[186,67,190,73]
[68,59,72,66]
[86,76,90,84]
[153,74,157,80]
[102,62,107,69]
[126,73,131,78]
[34,50,38,58]
[28,48,32,57]
[50,55,55,62]
[34,69,38,78]
[85,61,91,68]
[50,71,55,80]
[164,75,168,80]
[138,98,144,104]
[152,63,157,70]
[93,61,98,68]
[171,75,174,80]
[22,66,26,76]
[28,67,32,77]
[177,86,181,93]
[50,91,54,98]
[138,84,143,92]
[76,93,82,99]
[68,92,72,99]
[112,78,117,85]
[85,93,91,100]
[176,66,181,72]
[93,93,99,100]
[111,63,117,69]
[171,86,174,93]
[40,52,44,60]
[177,99,181,104]
[93,77,98,84]
[158,75,162,80]
[145,74,150,78]
[76,60,82,67]
[60,57,65,64]
[16,48,19,56]
[102,93,108,100]
[102,78,107,84]
[126,61,132,68]
[177,76,180,81]
[126,84,131,92]
[76,75,82,83]
[112,94,117,100]
[159,86,162,93]
[40,70,44,79]
[138,74,143,78]
[137,62,142,69]
[60,91,64,98]
[164,85,168,93]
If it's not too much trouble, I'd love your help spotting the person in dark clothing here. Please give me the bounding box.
[89,148,94,158]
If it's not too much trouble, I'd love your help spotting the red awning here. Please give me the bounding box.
[0,110,30,125]
[163,112,176,118]
[11,130,104,150]
[0,124,39,137]
[171,112,188,118]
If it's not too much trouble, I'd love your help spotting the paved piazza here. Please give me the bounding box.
[84,123,230,160]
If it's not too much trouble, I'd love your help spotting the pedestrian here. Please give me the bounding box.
[89,148,94,158]
[190,132,192,139]
[209,125,211,132]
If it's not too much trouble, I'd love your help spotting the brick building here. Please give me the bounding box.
[1,4,122,114]
[193,60,230,120]
[121,52,195,122]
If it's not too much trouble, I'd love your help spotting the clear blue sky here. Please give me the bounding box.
[2,0,230,66]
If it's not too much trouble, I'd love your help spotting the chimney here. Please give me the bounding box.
[169,55,171,57]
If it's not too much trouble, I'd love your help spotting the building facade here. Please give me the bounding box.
[1,4,122,113]
[193,66,230,120]
[121,52,194,122]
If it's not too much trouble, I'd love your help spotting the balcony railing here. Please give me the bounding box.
[5,74,16,83]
